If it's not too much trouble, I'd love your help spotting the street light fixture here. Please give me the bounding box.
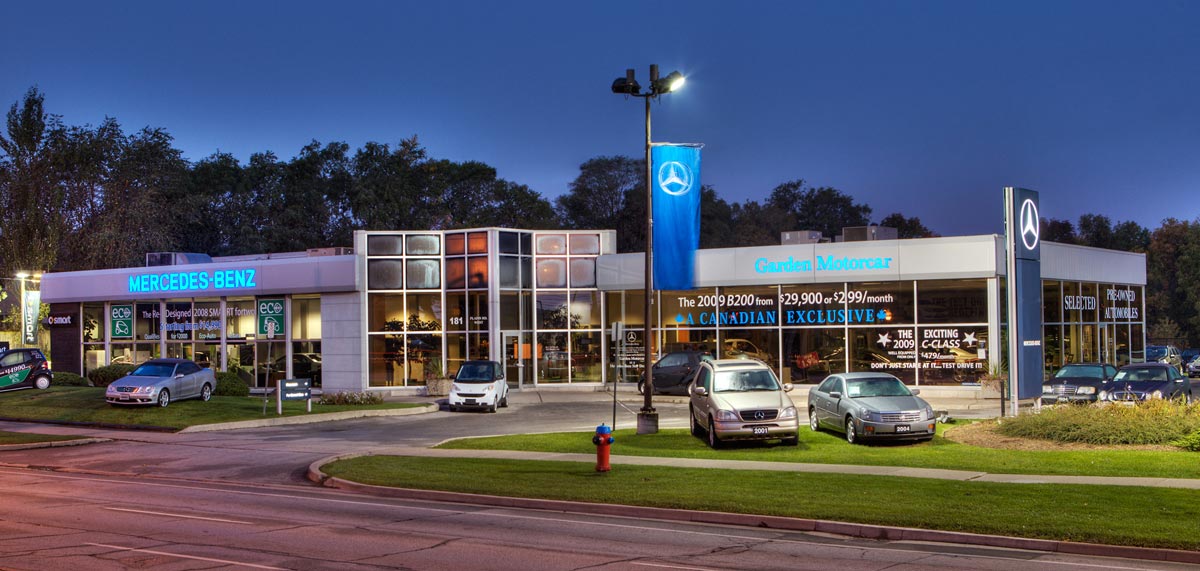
[611,64,685,434]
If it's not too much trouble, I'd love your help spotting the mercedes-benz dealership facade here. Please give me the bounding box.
[40,229,1145,393]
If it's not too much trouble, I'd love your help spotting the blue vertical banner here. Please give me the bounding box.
[651,144,702,291]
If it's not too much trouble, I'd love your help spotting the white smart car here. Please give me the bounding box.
[447,360,509,412]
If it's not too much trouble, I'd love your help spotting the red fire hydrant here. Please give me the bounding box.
[592,424,614,472]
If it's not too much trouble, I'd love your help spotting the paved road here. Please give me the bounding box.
[3,465,1197,571]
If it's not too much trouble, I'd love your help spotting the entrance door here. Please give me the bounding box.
[502,331,529,389]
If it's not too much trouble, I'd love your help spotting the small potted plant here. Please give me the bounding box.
[424,359,452,397]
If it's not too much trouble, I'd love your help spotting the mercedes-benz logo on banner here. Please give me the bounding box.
[657,161,693,196]
[1019,198,1039,250]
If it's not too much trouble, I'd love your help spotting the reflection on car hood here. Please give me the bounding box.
[714,391,790,410]
[110,375,170,388]
[1048,377,1107,386]
[1110,381,1173,390]
[853,395,928,412]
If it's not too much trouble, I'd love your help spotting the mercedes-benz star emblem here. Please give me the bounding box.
[754,411,765,420]
[657,161,693,196]
[1019,198,1039,251]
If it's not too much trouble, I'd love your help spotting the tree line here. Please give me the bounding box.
[2,87,1198,345]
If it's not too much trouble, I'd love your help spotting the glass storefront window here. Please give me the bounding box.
[1081,323,1099,362]
[1081,282,1099,323]
[368,259,404,290]
[84,345,105,375]
[917,280,985,324]
[446,233,465,255]
[499,231,520,254]
[572,332,602,382]
[1063,282,1080,324]
[569,234,601,255]
[499,256,521,288]
[467,292,488,331]
[1131,323,1145,362]
[467,231,488,254]
[536,234,566,255]
[166,301,192,341]
[660,288,717,330]
[82,303,104,342]
[194,300,221,341]
[537,331,569,383]
[406,259,441,289]
[195,342,220,371]
[290,341,322,386]
[468,256,488,288]
[1043,324,1063,375]
[569,259,596,287]
[369,293,406,332]
[445,292,466,331]
[780,283,845,326]
[782,328,845,384]
[853,281,914,324]
[847,326,916,384]
[446,258,466,289]
[291,297,321,339]
[569,292,601,329]
[136,302,161,341]
[468,333,489,361]
[1043,281,1062,323]
[405,293,442,331]
[367,234,403,255]
[537,292,570,330]
[407,333,442,386]
[721,328,779,373]
[535,259,566,288]
[369,334,404,387]
[406,234,440,255]
[917,326,988,385]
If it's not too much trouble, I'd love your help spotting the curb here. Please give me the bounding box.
[177,403,439,432]
[306,452,1200,565]
[0,437,111,451]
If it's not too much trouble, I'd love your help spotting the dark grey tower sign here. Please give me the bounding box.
[1004,187,1044,416]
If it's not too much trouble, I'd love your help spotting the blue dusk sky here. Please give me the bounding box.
[3,1,1197,236]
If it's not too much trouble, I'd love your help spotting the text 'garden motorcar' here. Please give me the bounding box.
[688,359,799,448]
[1100,362,1191,403]
[448,360,508,412]
[105,358,215,407]
[1041,362,1117,404]
[808,373,936,444]
[0,348,53,393]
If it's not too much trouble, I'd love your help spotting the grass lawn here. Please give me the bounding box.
[322,455,1200,551]
[437,423,1200,480]
[0,387,423,430]
[0,430,85,445]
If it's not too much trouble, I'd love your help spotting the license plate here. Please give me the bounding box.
[751,426,768,436]
[119,395,129,401]
[464,399,476,405]
[894,424,910,433]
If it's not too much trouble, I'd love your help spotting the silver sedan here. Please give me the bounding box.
[807,372,936,444]
[105,358,216,407]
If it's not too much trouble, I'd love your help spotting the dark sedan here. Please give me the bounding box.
[640,350,713,395]
[1101,362,1192,404]
[1042,363,1117,404]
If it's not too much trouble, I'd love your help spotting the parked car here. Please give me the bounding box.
[105,358,216,407]
[1041,362,1118,404]
[1100,362,1191,403]
[0,348,53,393]
[807,372,936,444]
[1145,345,1183,373]
[448,360,508,412]
[1181,348,1200,366]
[641,349,713,395]
[687,359,799,448]
[1188,355,1200,379]
[723,338,772,363]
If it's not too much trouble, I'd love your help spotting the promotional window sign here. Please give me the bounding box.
[110,304,134,339]
[257,299,285,338]
[651,144,702,291]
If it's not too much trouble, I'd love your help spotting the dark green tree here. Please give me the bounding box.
[1040,217,1077,244]
[555,156,641,232]
[878,212,937,238]
[766,180,871,240]
[0,87,67,274]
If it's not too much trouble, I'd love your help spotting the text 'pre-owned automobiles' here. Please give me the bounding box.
[447,360,508,412]
[808,373,936,444]
[0,348,53,393]
[105,358,216,407]
[687,359,799,448]
[1041,362,1117,404]
[1100,362,1192,403]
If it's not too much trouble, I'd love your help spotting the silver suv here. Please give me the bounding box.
[1146,345,1183,373]
[687,359,799,448]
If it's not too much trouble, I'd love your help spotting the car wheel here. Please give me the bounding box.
[808,407,820,432]
[845,417,858,444]
[500,393,509,408]
[489,400,497,413]
[689,406,703,437]
[706,416,722,449]
[200,383,212,402]
[636,380,646,395]
[33,376,50,390]
[157,389,171,408]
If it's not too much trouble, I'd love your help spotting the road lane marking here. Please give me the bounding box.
[632,563,720,571]
[103,507,253,524]
[85,542,287,570]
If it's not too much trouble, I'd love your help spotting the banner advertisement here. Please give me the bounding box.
[22,290,40,345]
[651,144,702,291]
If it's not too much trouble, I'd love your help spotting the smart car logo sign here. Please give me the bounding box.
[110,304,133,339]
[1020,199,1039,251]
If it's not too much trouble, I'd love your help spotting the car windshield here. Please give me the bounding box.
[1146,346,1167,359]
[456,363,495,383]
[1054,365,1104,379]
[846,377,913,398]
[131,363,175,377]
[1113,367,1168,382]
[713,369,779,392]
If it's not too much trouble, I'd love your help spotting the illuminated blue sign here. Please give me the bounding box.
[755,255,893,274]
[128,269,258,293]
[673,308,891,326]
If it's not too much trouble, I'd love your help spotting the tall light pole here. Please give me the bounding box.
[612,64,686,434]
[15,272,31,345]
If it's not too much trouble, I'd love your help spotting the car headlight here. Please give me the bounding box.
[451,384,462,393]
[779,406,797,419]
[1075,386,1096,395]
[1150,390,1164,399]
[1042,384,1053,394]
[1098,390,1108,401]
[858,411,876,422]
[715,409,739,421]
[134,386,155,394]
[924,405,934,420]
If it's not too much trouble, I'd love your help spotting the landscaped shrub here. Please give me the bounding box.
[86,364,136,388]
[53,372,90,386]
[1172,429,1200,452]
[997,399,1200,447]
[319,391,384,406]
[214,372,250,397]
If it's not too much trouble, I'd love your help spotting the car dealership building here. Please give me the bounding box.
[40,228,1146,393]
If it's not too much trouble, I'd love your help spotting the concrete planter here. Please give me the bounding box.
[425,377,453,397]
